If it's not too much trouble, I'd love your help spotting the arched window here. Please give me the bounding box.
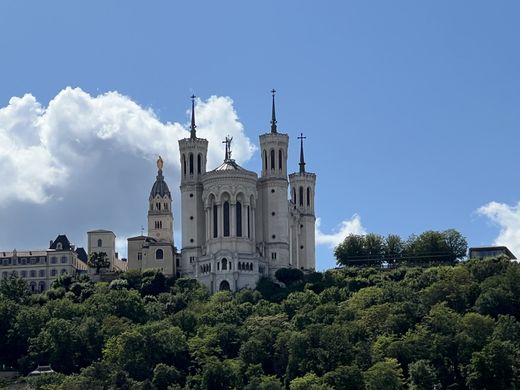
[183,154,187,176]
[279,149,283,170]
[213,204,218,238]
[156,249,164,260]
[30,282,36,292]
[39,281,46,292]
[189,153,194,174]
[219,280,230,291]
[263,150,268,171]
[236,201,242,237]
[97,239,102,247]
[197,154,202,174]
[221,258,228,270]
[299,186,304,207]
[223,201,230,237]
[270,150,275,170]
[307,187,311,206]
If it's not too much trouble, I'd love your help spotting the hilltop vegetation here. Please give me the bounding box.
[1,257,520,389]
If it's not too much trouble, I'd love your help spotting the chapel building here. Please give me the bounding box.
[128,91,316,293]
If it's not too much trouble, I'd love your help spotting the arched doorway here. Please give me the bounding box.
[219,280,231,291]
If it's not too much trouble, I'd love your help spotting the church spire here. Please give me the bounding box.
[298,133,306,173]
[270,89,278,133]
[190,94,197,139]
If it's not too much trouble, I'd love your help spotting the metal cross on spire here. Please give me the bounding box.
[270,88,278,133]
[298,133,306,173]
[222,135,233,161]
[190,94,197,139]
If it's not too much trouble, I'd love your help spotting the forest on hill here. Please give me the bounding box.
[1,257,519,390]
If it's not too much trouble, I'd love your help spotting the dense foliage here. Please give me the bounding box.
[335,229,468,266]
[1,258,519,389]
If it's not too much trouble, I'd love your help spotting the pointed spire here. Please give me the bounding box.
[190,94,197,139]
[270,89,278,133]
[298,133,307,173]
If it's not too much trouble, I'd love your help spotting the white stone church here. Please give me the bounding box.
[127,92,316,293]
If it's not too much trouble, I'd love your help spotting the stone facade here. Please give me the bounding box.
[0,235,88,292]
[127,93,317,293]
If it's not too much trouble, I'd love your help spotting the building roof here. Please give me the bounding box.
[75,247,88,263]
[469,246,517,259]
[0,250,47,257]
[127,235,148,241]
[87,229,115,234]
[150,169,171,199]
[213,159,245,171]
[49,235,72,250]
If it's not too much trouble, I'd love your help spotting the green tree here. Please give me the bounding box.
[442,229,468,261]
[0,273,31,303]
[289,372,332,390]
[152,363,181,390]
[466,340,520,390]
[384,234,404,264]
[275,268,304,286]
[322,365,364,390]
[87,252,110,274]
[335,234,365,266]
[408,360,438,390]
[364,358,404,390]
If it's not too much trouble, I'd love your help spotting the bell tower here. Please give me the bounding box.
[289,133,316,270]
[148,156,174,244]
[179,95,208,275]
[258,89,290,274]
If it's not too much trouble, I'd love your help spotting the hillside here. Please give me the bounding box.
[1,257,519,389]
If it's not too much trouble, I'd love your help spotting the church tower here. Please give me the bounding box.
[289,134,316,270]
[148,156,174,244]
[257,90,290,274]
[179,95,208,275]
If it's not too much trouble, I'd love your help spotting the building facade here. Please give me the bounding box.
[0,235,88,292]
[127,92,317,292]
[127,156,177,276]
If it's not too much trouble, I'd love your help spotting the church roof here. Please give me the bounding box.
[150,169,171,198]
[213,159,245,172]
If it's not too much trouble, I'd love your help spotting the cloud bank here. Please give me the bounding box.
[0,88,255,253]
[315,214,366,248]
[477,201,520,258]
[0,87,255,206]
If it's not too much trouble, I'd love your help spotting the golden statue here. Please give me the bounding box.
[157,155,164,170]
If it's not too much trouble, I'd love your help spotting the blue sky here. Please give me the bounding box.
[1,1,519,270]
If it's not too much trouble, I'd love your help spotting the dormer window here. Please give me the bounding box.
[56,243,62,250]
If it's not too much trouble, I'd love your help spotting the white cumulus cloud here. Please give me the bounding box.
[0,87,254,206]
[0,87,256,253]
[477,201,520,258]
[315,214,366,248]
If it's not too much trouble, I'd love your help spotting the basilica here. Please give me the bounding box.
[127,92,316,293]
